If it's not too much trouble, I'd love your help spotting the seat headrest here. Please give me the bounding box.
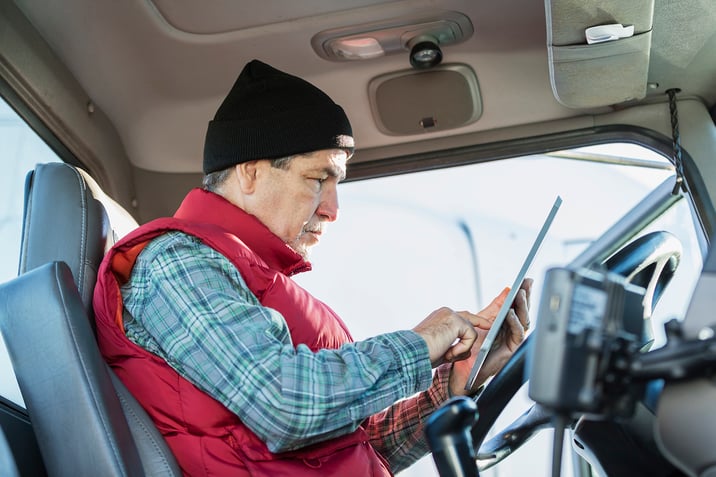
[18,162,138,316]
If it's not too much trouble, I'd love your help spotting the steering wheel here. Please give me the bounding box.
[470,231,683,471]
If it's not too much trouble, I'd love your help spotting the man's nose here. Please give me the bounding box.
[317,185,339,222]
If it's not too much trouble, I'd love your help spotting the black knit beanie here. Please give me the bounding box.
[203,60,354,174]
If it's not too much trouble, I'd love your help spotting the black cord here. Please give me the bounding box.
[666,88,686,195]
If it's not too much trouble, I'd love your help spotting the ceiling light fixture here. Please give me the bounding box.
[311,11,473,67]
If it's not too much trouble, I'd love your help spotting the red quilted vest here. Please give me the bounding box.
[93,189,393,476]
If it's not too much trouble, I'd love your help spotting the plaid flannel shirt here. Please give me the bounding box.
[121,231,452,472]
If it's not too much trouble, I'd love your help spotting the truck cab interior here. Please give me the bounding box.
[1,1,716,476]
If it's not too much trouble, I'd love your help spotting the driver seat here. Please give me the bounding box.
[0,162,181,476]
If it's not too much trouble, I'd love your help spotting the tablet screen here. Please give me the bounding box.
[464,196,562,391]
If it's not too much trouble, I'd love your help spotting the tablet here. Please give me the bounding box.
[464,195,562,391]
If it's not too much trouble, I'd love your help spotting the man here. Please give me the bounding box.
[93,59,531,476]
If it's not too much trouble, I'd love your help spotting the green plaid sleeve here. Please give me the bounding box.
[121,231,433,453]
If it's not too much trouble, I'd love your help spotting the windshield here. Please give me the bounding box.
[295,141,704,476]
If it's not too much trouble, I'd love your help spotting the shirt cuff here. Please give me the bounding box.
[421,363,451,413]
[376,330,433,396]
[436,363,485,400]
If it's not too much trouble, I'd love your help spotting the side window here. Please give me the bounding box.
[0,98,62,407]
[295,142,704,477]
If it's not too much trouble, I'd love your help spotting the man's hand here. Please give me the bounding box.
[412,307,492,367]
[449,278,533,396]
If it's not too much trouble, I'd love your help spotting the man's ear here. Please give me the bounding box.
[235,161,259,193]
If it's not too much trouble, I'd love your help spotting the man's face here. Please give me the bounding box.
[246,149,348,259]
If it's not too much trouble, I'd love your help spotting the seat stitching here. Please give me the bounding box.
[68,166,89,295]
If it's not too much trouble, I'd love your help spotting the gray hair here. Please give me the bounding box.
[202,155,297,193]
[202,167,233,193]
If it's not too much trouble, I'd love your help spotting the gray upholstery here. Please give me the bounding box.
[2,162,180,476]
[0,262,145,476]
[19,162,111,317]
[19,162,138,321]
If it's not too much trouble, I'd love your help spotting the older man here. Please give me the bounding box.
[93,59,531,476]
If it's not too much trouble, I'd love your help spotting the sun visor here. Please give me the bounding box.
[545,0,654,108]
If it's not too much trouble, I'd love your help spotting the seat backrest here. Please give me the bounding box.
[0,262,147,476]
[2,162,180,476]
